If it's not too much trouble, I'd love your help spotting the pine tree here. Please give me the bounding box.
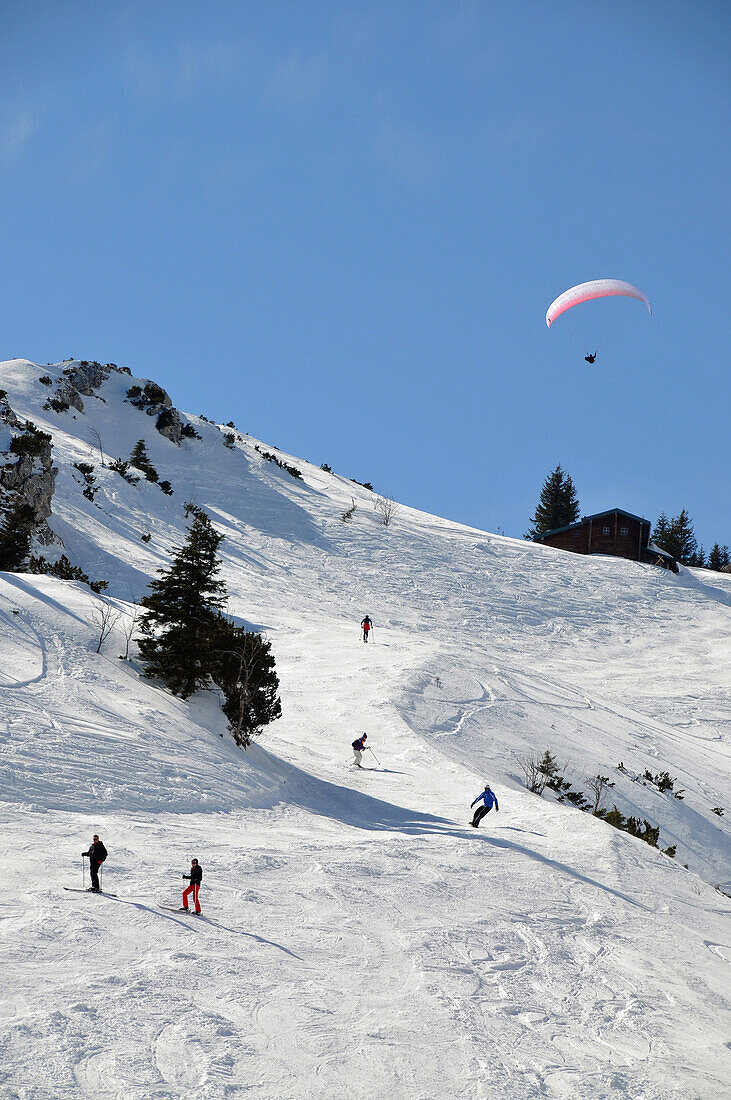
[689,544,705,568]
[651,512,672,551]
[707,544,730,571]
[652,510,698,565]
[0,492,36,571]
[130,439,159,482]
[526,465,580,540]
[210,616,282,747]
[138,511,226,697]
[672,510,698,565]
[659,509,698,565]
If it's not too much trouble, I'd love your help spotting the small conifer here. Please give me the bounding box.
[210,616,282,746]
[130,439,159,482]
[652,509,698,565]
[0,493,36,571]
[138,511,227,697]
[526,465,580,540]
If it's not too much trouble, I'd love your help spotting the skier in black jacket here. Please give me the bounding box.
[351,734,368,768]
[182,859,203,913]
[82,835,107,891]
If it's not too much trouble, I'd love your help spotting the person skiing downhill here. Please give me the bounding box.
[182,859,202,913]
[82,835,107,891]
[352,734,368,767]
[361,616,372,643]
[470,785,499,827]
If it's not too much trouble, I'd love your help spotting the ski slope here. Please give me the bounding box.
[1,358,729,1099]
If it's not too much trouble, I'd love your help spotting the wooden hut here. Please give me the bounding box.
[537,509,678,572]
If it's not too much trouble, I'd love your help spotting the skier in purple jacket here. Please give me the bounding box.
[470,785,499,827]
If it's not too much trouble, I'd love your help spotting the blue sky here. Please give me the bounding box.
[1,1,729,550]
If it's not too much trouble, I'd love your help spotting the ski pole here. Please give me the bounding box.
[82,856,85,889]
[367,746,381,766]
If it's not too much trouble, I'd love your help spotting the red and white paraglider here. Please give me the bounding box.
[545,279,651,328]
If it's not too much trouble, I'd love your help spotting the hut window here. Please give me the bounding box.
[621,526,629,535]
[602,526,611,535]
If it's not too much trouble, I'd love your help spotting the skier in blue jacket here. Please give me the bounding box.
[470,784,499,827]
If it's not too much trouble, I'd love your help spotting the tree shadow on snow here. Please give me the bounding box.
[483,835,648,911]
[247,750,467,839]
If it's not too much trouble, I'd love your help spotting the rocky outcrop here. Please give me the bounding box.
[47,362,186,445]
[0,392,27,432]
[0,397,58,545]
[51,360,114,413]
[154,406,183,445]
[125,381,183,444]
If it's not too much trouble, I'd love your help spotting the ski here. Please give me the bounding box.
[63,887,118,897]
[160,905,201,914]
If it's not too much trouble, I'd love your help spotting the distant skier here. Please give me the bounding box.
[352,734,368,768]
[182,858,202,914]
[470,784,499,827]
[584,351,597,364]
[82,834,108,892]
[361,616,373,643]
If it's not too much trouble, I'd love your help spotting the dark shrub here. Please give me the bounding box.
[143,381,167,404]
[10,430,52,458]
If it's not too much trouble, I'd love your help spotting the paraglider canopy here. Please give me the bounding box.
[546,279,651,327]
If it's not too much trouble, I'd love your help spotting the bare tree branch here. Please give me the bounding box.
[374,494,399,527]
[91,597,121,654]
[88,426,106,468]
[586,774,614,816]
[120,602,141,660]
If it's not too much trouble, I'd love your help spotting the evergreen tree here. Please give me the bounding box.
[210,616,282,747]
[138,511,226,697]
[652,510,698,565]
[526,465,580,540]
[707,544,721,571]
[651,512,672,551]
[0,492,36,571]
[658,510,697,565]
[689,544,705,568]
[130,438,159,482]
[708,544,730,571]
[671,510,698,565]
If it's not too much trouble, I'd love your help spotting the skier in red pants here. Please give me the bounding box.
[182,858,202,913]
[361,616,373,643]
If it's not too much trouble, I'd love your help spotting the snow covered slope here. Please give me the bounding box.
[1,358,729,1099]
